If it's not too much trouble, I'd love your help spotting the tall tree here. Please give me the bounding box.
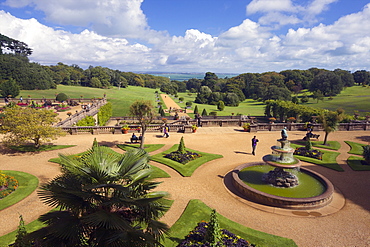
[0,33,32,56]
[1,107,65,148]
[129,100,156,149]
[310,71,343,96]
[0,78,20,98]
[25,145,169,246]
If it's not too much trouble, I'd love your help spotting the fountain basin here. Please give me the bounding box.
[263,154,301,168]
[231,162,334,209]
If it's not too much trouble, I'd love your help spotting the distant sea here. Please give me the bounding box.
[142,72,239,81]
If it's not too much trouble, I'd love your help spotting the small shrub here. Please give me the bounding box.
[56,93,68,102]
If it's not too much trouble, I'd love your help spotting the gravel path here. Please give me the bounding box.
[0,101,369,247]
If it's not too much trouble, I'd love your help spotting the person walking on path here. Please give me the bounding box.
[251,136,259,155]
[163,124,170,138]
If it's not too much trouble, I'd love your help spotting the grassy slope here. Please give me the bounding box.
[300,85,370,115]
[20,84,370,118]
[20,85,158,116]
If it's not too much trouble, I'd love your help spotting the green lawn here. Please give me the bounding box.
[150,144,223,176]
[290,143,343,171]
[162,199,297,247]
[174,92,265,118]
[301,85,370,116]
[19,84,370,119]
[295,140,341,150]
[347,156,370,171]
[9,144,75,152]
[21,85,158,116]
[344,141,368,155]
[0,171,39,211]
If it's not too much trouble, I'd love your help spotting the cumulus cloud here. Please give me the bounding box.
[1,2,370,73]
[0,11,154,70]
[246,0,296,14]
[246,0,338,27]
[3,0,152,39]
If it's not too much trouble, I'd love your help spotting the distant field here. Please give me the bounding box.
[300,86,370,116]
[20,85,158,116]
[19,85,370,117]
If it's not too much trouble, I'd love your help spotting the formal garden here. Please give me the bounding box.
[0,85,369,246]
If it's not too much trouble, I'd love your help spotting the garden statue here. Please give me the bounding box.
[281,127,288,140]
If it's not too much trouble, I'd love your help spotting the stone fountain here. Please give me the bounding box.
[230,128,334,209]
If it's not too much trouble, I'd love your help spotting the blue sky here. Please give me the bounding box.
[1,0,370,73]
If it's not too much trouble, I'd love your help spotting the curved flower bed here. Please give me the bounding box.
[294,147,323,160]
[165,151,201,164]
[0,172,19,199]
[177,221,254,247]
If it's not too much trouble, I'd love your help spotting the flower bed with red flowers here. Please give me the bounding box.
[0,172,19,199]
[294,147,323,160]
[177,221,254,247]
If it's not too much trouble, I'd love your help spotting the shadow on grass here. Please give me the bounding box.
[347,156,370,171]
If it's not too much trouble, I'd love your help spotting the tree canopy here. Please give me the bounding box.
[1,107,65,148]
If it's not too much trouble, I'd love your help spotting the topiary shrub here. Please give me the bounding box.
[56,93,68,102]
[165,137,201,164]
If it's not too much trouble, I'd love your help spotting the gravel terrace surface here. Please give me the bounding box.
[0,100,369,247]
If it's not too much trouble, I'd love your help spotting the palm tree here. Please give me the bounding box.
[26,143,169,246]
[318,110,343,145]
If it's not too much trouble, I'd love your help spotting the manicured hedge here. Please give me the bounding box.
[97,102,112,126]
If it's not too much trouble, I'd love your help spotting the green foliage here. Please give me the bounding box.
[217,100,225,111]
[362,145,370,165]
[0,78,20,98]
[1,107,66,148]
[55,92,68,102]
[201,108,208,116]
[76,116,95,126]
[13,215,31,247]
[194,105,199,114]
[305,138,312,151]
[177,136,186,154]
[97,102,112,125]
[205,209,222,245]
[26,144,169,246]
[129,100,156,148]
[209,111,217,116]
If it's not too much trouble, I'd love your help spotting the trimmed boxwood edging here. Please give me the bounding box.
[162,199,297,247]
[0,171,39,211]
[150,144,223,177]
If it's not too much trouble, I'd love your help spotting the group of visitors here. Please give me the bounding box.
[131,133,142,143]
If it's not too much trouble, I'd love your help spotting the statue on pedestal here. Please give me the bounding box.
[281,127,288,140]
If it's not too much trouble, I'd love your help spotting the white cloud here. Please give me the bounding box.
[0,11,153,69]
[1,3,370,73]
[3,0,151,39]
[246,0,296,14]
[307,0,338,16]
[246,0,338,27]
